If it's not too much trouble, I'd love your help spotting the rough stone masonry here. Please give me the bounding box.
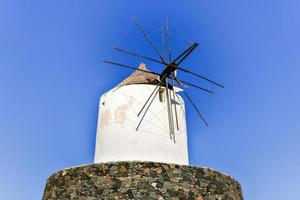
[43,161,243,200]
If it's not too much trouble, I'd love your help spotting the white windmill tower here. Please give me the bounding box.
[94,17,223,166]
[94,63,189,165]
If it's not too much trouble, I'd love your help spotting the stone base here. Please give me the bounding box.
[42,161,243,200]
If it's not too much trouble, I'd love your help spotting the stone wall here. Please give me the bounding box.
[43,161,243,200]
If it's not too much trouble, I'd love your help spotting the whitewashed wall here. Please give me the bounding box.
[94,84,189,165]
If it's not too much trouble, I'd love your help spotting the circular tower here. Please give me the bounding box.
[94,63,189,165]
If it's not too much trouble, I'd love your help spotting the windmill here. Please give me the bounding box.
[104,17,224,143]
[42,18,243,200]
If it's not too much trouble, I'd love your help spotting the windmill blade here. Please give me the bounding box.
[161,26,168,69]
[104,60,215,94]
[176,43,198,65]
[113,47,164,64]
[174,78,208,127]
[137,73,168,117]
[166,18,172,63]
[165,79,175,142]
[161,27,166,61]
[170,76,180,131]
[171,71,214,94]
[104,60,160,76]
[176,66,224,88]
[136,82,162,131]
[182,90,208,127]
[178,79,214,94]
[172,43,197,64]
[132,17,167,65]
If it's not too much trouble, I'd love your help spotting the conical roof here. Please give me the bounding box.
[118,63,159,87]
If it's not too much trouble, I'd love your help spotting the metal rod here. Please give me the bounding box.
[174,78,208,126]
[166,19,178,132]
[172,43,196,64]
[161,26,168,70]
[136,83,161,131]
[179,80,214,94]
[176,66,224,88]
[113,47,163,64]
[166,18,172,63]
[171,74,180,130]
[132,17,167,65]
[176,44,198,65]
[161,25,174,141]
[137,73,168,117]
[104,60,160,75]
[166,78,175,142]
[161,27,165,62]
[104,60,215,94]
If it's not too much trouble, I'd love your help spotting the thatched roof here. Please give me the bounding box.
[118,63,159,87]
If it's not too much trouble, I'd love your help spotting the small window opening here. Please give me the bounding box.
[159,88,165,102]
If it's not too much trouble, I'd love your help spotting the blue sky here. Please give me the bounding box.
[0,0,299,199]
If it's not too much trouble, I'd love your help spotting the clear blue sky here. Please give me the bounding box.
[0,0,299,199]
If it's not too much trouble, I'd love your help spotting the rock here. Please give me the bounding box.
[109,165,118,172]
[149,192,159,199]
[119,165,127,173]
[155,167,163,174]
[126,189,134,199]
[156,181,163,188]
